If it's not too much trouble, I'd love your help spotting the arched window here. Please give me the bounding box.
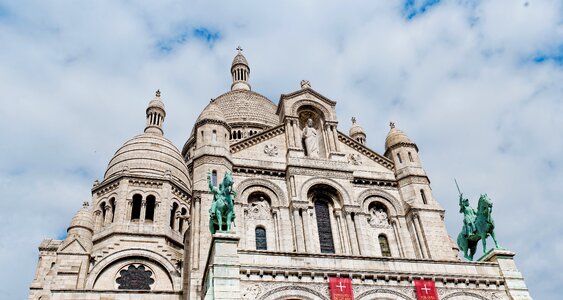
[145,195,156,222]
[315,200,335,253]
[100,201,107,223]
[170,202,178,228]
[211,170,217,187]
[179,208,187,233]
[109,198,116,223]
[379,234,391,257]
[397,153,402,163]
[255,227,267,250]
[131,194,142,221]
[420,189,427,205]
[408,152,414,162]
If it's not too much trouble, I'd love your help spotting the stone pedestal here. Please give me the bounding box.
[480,249,532,300]
[203,232,241,300]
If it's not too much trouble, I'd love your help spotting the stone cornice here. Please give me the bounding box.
[230,124,285,154]
[194,118,231,130]
[337,131,394,170]
[233,166,286,178]
[352,177,398,188]
[384,142,419,157]
[93,174,191,197]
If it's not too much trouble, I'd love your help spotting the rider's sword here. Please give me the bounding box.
[454,178,462,196]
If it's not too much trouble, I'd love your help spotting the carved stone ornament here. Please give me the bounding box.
[115,264,155,290]
[263,144,279,157]
[347,153,362,165]
[368,208,391,228]
[242,284,262,299]
[247,198,271,220]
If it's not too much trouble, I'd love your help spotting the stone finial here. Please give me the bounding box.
[390,121,395,129]
[300,80,311,89]
[236,45,243,52]
[155,89,161,98]
[83,201,89,208]
[352,117,357,124]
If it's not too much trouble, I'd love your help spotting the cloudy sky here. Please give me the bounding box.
[0,0,561,299]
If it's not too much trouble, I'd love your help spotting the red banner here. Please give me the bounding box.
[329,277,353,300]
[414,280,439,300]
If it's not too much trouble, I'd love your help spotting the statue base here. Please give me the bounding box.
[203,232,241,300]
[479,249,532,300]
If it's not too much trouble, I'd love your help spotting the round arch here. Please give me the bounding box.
[441,291,491,300]
[358,188,404,216]
[300,177,351,208]
[86,248,179,290]
[258,285,329,300]
[355,288,413,300]
[236,178,287,206]
[291,99,334,122]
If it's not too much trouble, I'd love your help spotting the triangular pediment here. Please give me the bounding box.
[58,238,88,254]
[338,131,395,172]
[276,88,337,117]
[230,125,286,156]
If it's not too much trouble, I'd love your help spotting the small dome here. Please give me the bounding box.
[232,52,249,69]
[349,117,366,137]
[196,101,227,124]
[148,89,165,110]
[68,202,94,232]
[385,122,414,150]
[104,133,190,189]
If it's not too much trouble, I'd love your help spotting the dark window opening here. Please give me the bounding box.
[131,194,142,221]
[145,195,156,221]
[170,203,178,228]
[397,153,402,164]
[315,200,335,254]
[211,170,217,187]
[255,227,267,250]
[379,234,392,257]
[408,152,414,162]
[421,190,427,205]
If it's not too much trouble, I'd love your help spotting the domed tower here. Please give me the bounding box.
[231,46,251,91]
[349,117,366,145]
[384,122,456,260]
[89,90,191,292]
[65,201,95,251]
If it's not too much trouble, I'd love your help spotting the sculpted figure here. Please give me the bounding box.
[459,194,476,236]
[208,171,236,234]
[302,118,320,158]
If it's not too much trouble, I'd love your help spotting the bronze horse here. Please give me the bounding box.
[457,194,500,260]
[208,171,236,234]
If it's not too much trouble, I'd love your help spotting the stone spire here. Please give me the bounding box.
[231,46,251,91]
[349,117,366,145]
[144,89,166,135]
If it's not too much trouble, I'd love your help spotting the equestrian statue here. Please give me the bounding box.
[455,179,501,261]
[208,171,236,234]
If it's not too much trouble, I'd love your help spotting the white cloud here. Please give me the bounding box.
[0,0,561,298]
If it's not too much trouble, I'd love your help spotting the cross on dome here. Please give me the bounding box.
[155,89,161,98]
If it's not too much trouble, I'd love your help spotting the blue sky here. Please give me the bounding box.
[0,0,562,299]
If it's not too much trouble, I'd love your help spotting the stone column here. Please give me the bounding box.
[286,121,295,148]
[193,197,201,271]
[332,126,340,152]
[292,121,301,149]
[272,209,280,251]
[126,200,133,221]
[415,213,431,259]
[337,211,351,254]
[203,233,241,300]
[140,199,147,223]
[326,124,336,152]
[103,205,112,225]
[412,213,428,258]
[329,207,341,253]
[293,208,305,252]
[345,212,360,255]
[391,218,404,258]
[355,213,370,256]
[94,210,102,230]
[302,208,313,252]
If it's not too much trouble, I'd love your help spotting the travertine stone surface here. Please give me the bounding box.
[29,51,531,300]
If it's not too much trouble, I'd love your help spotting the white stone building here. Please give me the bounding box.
[29,50,531,300]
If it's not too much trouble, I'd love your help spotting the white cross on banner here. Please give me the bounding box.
[414,279,439,300]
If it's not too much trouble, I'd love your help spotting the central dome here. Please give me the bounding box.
[210,89,279,128]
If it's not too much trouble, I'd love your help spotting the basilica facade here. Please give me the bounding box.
[28,50,531,300]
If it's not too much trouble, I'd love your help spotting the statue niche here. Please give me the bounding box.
[298,108,326,158]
